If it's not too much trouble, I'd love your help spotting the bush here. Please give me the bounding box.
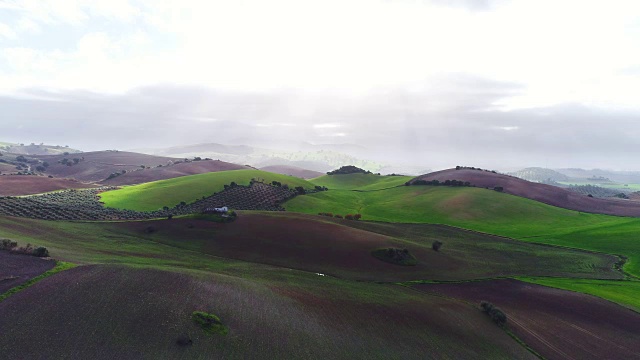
[480,301,507,326]
[371,247,417,266]
[334,214,343,219]
[0,239,17,250]
[32,247,49,257]
[353,214,362,220]
[191,311,228,335]
[494,186,504,192]
[432,240,443,251]
[345,214,354,220]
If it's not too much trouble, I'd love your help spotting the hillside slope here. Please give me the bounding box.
[259,165,324,179]
[411,168,640,217]
[33,151,176,182]
[0,176,97,196]
[102,160,248,185]
[100,169,316,211]
[312,173,413,191]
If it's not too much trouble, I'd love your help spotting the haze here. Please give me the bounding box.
[1,0,640,170]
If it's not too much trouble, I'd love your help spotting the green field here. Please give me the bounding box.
[310,173,413,191]
[285,186,640,277]
[100,169,315,211]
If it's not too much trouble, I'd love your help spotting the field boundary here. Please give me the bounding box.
[0,261,77,302]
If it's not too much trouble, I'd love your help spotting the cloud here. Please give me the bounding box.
[313,123,342,129]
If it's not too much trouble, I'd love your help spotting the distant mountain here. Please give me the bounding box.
[508,167,569,182]
[556,168,640,184]
[134,142,385,173]
[0,142,81,155]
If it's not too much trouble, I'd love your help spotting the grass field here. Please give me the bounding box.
[284,186,640,277]
[100,169,315,211]
[310,173,413,191]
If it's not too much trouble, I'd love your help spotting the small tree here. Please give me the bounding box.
[32,247,49,257]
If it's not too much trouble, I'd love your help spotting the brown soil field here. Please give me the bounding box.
[412,168,640,216]
[102,159,248,185]
[259,165,324,179]
[0,251,55,293]
[414,279,640,360]
[0,163,17,174]
[0,175,97,196]
[0,265,535,359]
[125,213,619,282]
[33,150,177,182]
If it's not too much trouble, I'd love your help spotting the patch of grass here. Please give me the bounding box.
[371,248,417,266]
[518,277,640,312]
[311,173,413,191]
[191,311,228,335]
[0,261,76,302]
[100,169,315,211]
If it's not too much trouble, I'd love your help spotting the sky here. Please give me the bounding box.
[1,0,640,169]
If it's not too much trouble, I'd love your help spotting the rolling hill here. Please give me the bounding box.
[259,165,324,179]
[410,168,640,217]
[33,151,177,182]
[0,176,97,196]
[311,173,413,191]
[102,159,248,185]
[99,169,316,211]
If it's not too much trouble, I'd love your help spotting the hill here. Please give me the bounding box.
[259,165,324,179]
[284,185,640,277]
[311,173,413,191]
[0,176,97,196]
[33,151,177,182]
[0,215,542,359]
[0,142,81,155]
[410,168,640,217]
[99,169,316,211]
[102,159,248,185]
[415,279,640,360]
[508,167,569,182]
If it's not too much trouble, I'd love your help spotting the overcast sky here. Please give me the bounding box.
[1,0,640,169]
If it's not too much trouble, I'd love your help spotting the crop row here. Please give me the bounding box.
[0,182,299,221]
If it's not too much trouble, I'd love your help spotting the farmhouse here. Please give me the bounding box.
[203,206,228,214]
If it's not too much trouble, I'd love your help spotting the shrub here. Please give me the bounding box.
[494,186,504,192]
[191,311,228,335]
[295,186,306,195]
[480,301,507,326]
[345,214,354,220]
[32,247,49,257]
[432,240,443,251]
[0,239,17,250]
[354,214,362,220]
[334,214,343,219]
[371,247,417,266]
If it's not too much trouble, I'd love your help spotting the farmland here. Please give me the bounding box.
[414,279,640,360]
[310,173,413,190]
[100,169,315,211]
[2,156,640,358]
[285,185,640,277]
